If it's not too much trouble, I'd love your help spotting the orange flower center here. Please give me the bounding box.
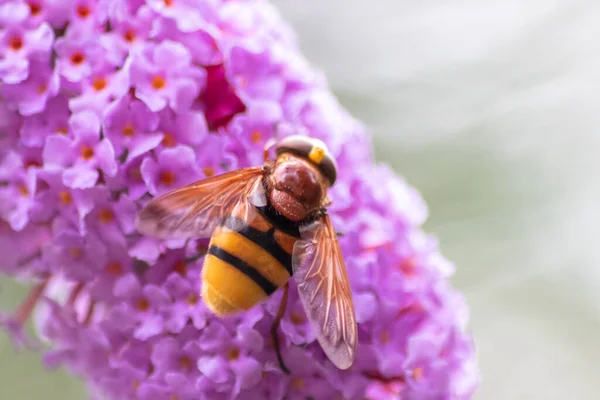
[290,312,305,325]
[173,260,187,275]
[178,356,193,370]
[70,248,83,258]
[37,84,47,94]
[395,302,424,320]
[59,190,72,205]
[80,145,94,160]
[9,37,23,51]
[412,367,424,381]
[380,330,390,344]
[92,77,107,91]
[151,75,166,90]
[28,2,42,16]
[123,29,136,43]
[18,184,29,197]
[159,171,175,186]
[250,131,262,143]
[98,208,115,223]
[226,347,240,360]
[186,293,199,306]
[163,0,174,6]
[202,167,215,177]
[56,127,68,135]
[76,5,91,18]
[399,257,417,276]
[135,297,150,312]
[382,382,400,395]
[122,123,135,137]
[161,133,176,147]
[105,262,123,276]
[70,51,85,65]
[128,166,143,181]
[292,377,304,391]
[24,160,41,169]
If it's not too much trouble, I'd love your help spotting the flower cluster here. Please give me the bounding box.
[0,0,478,399]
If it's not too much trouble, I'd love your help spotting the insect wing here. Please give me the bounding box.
[136,167,265,239]
[292,214,358,369]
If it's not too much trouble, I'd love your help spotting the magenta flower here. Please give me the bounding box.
[0,0,479,399]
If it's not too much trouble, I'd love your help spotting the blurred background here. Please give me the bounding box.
[2,0,600,398]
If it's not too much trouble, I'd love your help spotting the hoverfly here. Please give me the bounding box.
[135,135,357,371]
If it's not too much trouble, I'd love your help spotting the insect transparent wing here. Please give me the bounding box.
[292,214,358,369]
[136,167,265,240]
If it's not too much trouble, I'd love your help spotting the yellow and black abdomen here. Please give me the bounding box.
[201,203,299,316]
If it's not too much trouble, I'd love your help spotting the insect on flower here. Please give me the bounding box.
[136,135,357,372]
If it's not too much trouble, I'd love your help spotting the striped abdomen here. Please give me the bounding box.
[201,202,300,316]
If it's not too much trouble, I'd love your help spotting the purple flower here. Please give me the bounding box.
[43,110,117,189]
[0,1,479,399]
[111,273,170,340]
[0,16,53,84]
[150,329,201,382]
[104,95,162,161]
[156,22,221,67]
[14,0,70,28]
[194,132,239,178]
[20,95,70,147]
[0,102,21,159]
[273,288,315,345]
[141,145,200,196]
[130,40,206,113]
[67,0,109,28]
[147,0,217,33]
[227,44,286,102]
[1,59,59,115]
[54,27,105,83]
[69,60,131,117]
[226,100,283,166]
[100,5,154,66]
[195,317,264,397]
[281,348,343,399]
[42,228,107,282]
[81,187,136,248]
[155,107,208,150]
[87,241,135,303]
[162,273,209,333]
[0,220,50,274]
[0,150,38,230]
[33,168,94,226]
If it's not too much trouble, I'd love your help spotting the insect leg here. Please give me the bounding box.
[271,282,291,374]
[184,240,209,263]
[264,137,277,162]
[264,121,282,162]
[185,249,208,263]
